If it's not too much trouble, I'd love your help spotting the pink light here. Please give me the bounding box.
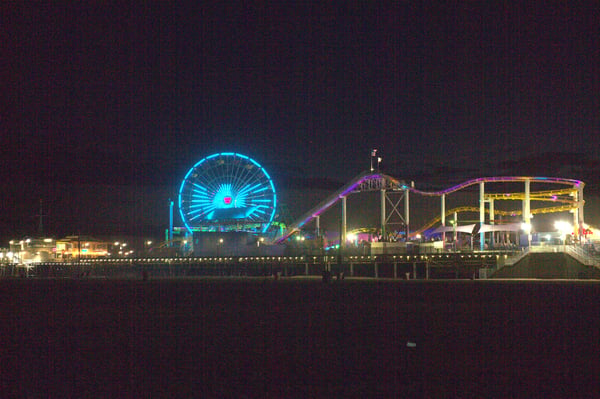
[223,197,232,205]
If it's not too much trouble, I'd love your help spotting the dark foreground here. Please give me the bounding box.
[1,278,599,398]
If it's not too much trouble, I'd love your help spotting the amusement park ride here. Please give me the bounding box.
[171,152,589,256]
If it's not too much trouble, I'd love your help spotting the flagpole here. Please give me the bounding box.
[370,149,377,172]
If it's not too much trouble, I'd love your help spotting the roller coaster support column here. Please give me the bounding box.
[524,179,531,241]
[489,199,495,248]
[341,196,347,247]
[479,182,485,251]
[575,185,584,240]
[405,186,410,240]
[380,189,386,240]
[453,212,458,243]
[524,179,531,224]
[441,194,446,245]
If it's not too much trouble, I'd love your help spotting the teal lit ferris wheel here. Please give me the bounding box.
[178,153,277,233]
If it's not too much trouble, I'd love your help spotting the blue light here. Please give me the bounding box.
[179,153,277,233]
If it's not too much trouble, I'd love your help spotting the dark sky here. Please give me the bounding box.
[2,2,599,238]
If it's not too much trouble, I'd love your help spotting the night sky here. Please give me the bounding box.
[2,2,599,240]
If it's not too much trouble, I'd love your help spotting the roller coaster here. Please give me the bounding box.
[274,172,585,248]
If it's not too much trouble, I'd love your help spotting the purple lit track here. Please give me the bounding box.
[409,176,584,197]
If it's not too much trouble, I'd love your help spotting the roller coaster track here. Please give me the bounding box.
[411,204,578,236]
[273,172,584,244]
[409,176,583,197]
[273,171,404,243]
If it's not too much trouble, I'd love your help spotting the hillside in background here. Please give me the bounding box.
[1,151,599,243]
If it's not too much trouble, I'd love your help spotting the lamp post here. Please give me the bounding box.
[256,237,265,255]
[217,238,223,258]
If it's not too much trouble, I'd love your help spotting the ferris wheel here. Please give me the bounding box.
[178,153,277,233]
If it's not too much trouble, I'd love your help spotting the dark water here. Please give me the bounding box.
[1,278,598,398]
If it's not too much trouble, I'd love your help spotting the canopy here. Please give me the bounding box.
[477,223,523,233]
[432,224,476,234]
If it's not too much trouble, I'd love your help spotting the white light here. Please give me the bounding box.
[554,221,572,236]
[521,222,532,234]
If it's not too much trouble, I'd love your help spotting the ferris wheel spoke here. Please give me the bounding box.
[233,168,262,192]
[192,183,207,191]
[179,153,277,233]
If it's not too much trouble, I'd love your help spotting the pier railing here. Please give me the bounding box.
[565,245,600,267]
[499,244,600,268]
